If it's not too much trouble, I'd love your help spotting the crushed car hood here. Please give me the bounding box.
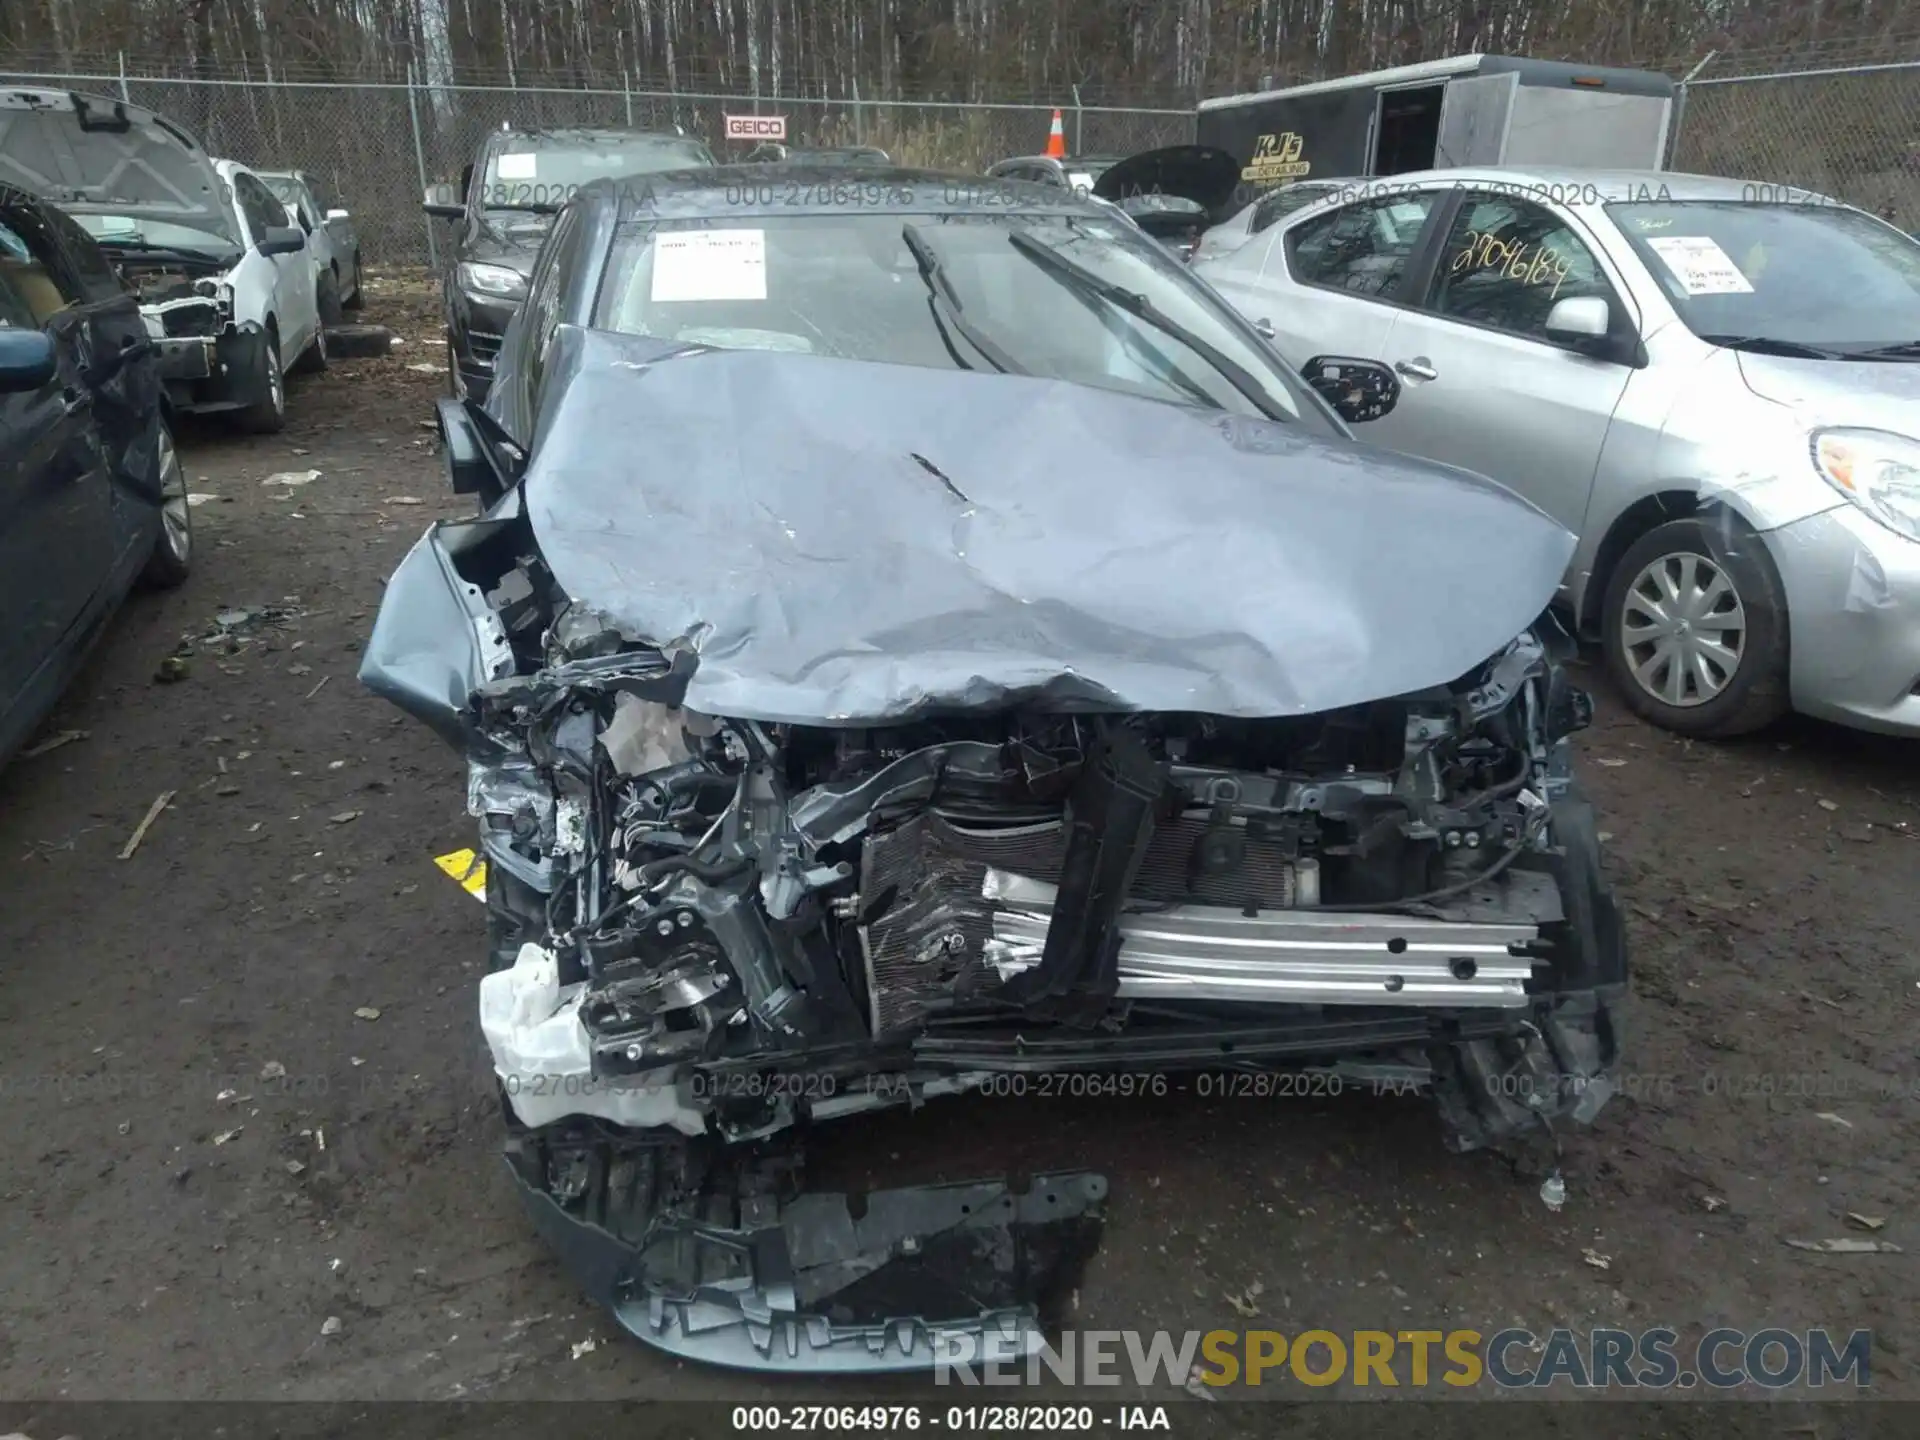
[1093,145,1244,222]
[0,89,234,243]
[518,327,1575,724]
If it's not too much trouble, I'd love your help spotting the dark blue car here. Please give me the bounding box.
[0,180,190,767]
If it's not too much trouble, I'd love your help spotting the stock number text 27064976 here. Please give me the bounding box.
[974,1072,1171,1099]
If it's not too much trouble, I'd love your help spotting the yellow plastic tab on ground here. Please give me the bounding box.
[433,847,488,901]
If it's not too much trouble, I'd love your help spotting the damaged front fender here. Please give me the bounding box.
[359,514,521,751]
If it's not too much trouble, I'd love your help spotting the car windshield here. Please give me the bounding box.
[70,212,236,257]
[1266,182,1340,215]
[1607,199,1920,356]
[592,211,1325,427]
[787,149,888,166]
[1065,160,1120,194]
[259,175,306,210]
[480,136,716,210]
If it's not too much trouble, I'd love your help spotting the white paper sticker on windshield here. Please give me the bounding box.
[1645,236,1754,295]
[496,153,537,179]
[650,229,767,302]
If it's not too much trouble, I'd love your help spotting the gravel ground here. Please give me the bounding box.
[0,272,1916,1417]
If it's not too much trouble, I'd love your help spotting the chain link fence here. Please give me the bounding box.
[5,53,1918,265]
[0,69,1193,265]
[1668,59,1920,227]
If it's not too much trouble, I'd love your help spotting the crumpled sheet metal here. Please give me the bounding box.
[522,326,1576,724]
[508,1144,1108,1372]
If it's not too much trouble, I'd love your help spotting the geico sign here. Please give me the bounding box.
[724,114,787,139]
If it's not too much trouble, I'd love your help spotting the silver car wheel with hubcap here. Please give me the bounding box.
[1619,550,1747,708]
[157,424,190,566]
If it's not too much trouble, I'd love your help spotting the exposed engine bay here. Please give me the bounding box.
[361,340,1625,1371]
[97,245,274,414]
[108,248,234,339]
[440,541,1623,1368]
[473,580,1620,1144]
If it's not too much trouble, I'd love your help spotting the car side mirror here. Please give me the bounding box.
[1300,355,1400,424]
[1544,294,1643,365]
[0,328,55,391]
[437,395,510,503]
[325,208,350,222]
[1544,295,1611,341]
[258,225,306,256]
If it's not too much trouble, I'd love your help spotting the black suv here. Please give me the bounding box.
[424,127,715,402]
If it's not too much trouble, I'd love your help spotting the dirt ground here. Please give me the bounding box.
[0,271,1916,1416]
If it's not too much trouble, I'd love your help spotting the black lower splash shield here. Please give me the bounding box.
[1002,727,1162,1019]
[505,1127,1106,1372]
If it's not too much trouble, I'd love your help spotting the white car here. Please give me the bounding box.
[0,89,324,433]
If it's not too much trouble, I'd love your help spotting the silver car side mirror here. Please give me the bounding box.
[1544,295,1610,339]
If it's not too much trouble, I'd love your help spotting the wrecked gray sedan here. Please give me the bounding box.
[361,170,1628,1373]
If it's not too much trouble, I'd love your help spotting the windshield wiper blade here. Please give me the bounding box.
[1842,340,1920,360]
[900,223,1024,375]
[1698,334,1849,360]
[1006,229,1290,423]
[95,239,230,263]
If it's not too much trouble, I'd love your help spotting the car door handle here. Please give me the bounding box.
[61,387,92,416]
[1394,357,1438,381]
[1253,317,1276,340]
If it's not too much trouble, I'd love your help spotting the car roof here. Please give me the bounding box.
[993,154,1126,167]
[491,127,695,147]
[1374,165,1836,207]
[596,164,1122,220]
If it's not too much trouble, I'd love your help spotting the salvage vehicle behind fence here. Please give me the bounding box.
[423,125,717,402]
[363,167,1628,1373]
[0,90,324,434]
[258,168,364,320]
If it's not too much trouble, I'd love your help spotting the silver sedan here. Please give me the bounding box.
[1195,166,1920,738]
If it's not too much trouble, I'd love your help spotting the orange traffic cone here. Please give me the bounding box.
[1045,108,1067,158]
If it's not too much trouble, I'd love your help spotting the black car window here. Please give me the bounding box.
[261,176,315,231]
[594,211,1336,432]
[305,175,338,213]
[1250,182,1333,235]
[0,255,37,330]
[233,173,289,242]
[0,205,81,325]
[1286,193,1438,299]
[1425,194,1617,343]
[523,204,582,404]
[39,204,122,303]
[481,137,715,210]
